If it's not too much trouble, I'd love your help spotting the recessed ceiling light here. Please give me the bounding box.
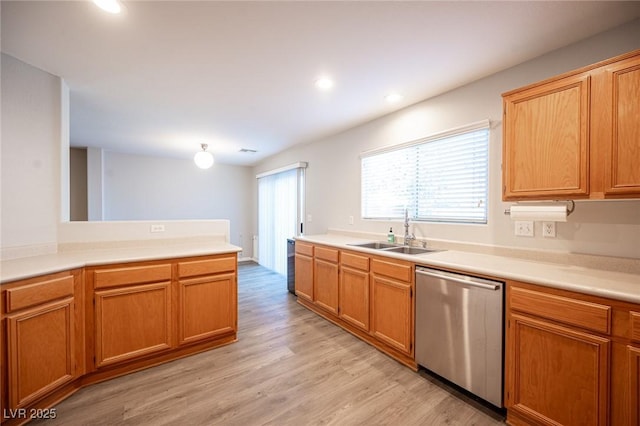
[385,92,404,104]
[92,0,122,14]
[315,77,334,91]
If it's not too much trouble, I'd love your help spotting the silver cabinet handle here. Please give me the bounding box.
[416,269,500,291]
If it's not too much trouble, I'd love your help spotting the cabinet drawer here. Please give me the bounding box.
[295,242,314,257]
[631,311,640,343]
[178,256,236,278]
[93,264,172,289]
[510,286,611,334]
[341,252,369,271]
[6,276,74,313]
[371,259,412,283]
[315,246,339,263]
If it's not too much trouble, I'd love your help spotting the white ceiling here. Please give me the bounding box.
[3,1,640,166]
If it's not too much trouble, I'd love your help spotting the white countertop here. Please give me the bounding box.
[1,240,241,284]
[297,234,640,304]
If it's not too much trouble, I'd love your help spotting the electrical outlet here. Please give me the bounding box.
[348,215,354,225]
[307,214,313,223]
[515,221,534,237]
[150,224,165,233]
[542,221,556,238]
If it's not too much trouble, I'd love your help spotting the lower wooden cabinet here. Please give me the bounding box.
[371,273,413,355]
[1,271,82,411]
[1,252,238,424]
[94,281,172,367]
[339,265,370,331]
[507,313,610,425]
[506,281,640,426]
[295,243,415,368]
[178,256,237,345]
[628,345,640,425]
[91,263,173,368]
[294,242,314,302]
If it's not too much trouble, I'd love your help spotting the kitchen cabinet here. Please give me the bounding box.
[339,251,370,332]
[599,54,640,196]
[294,242,416,369]
[91,263,173,368]
[1,270,83,411]
[294,242,314,302]
[502,48,640,200]
[313,246,339,315]
[177,255,237,345]
[629,345,640,425]
[1,252,237,425]
[370,258,414,356]
[506,281,640,426]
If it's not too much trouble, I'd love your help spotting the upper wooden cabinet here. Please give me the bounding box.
[599,54,640,196]
[502,49,640,200]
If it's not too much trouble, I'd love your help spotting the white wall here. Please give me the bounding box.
[254,20,640,260]
[102,151,254,254]
[1,54,62,257]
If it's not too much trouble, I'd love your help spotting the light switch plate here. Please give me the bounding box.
[515,221,534,237]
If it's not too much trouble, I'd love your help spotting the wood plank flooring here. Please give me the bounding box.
[32,262,505,425]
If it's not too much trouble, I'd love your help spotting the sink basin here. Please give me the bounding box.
[348,241,399,249]
[348,241,443,255]
[384,246,442,255]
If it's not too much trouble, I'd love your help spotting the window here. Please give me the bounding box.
[361,121,489,224]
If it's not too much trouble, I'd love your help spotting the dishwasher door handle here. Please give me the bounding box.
[416,269,501,291]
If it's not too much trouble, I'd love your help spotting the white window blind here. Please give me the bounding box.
[361,124,489,224]
[257,164,306,275]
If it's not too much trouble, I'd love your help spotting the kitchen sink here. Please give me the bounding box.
[348,241,399,249]
[347,241,443,255]
[384,246,441,255]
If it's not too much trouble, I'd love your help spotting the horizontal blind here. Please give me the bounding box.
[361,127,489,224]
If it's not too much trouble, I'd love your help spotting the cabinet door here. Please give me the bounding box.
[94,281,172,367]
[630,346,640,426]
[601,55,640,196]
[295,254,313,302]
[6,298,75,408]
[314,259,339,315]
[339,266,369,331]
[502,74,590,200]
[371,275,412,355]
[506,313,610,426]
[178,273,237,345]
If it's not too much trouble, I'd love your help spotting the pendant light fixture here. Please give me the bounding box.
[194,144,214,169]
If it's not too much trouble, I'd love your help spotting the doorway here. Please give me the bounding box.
[257,163,306,275]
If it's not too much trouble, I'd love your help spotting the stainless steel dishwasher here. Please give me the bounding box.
[415,266,504,407]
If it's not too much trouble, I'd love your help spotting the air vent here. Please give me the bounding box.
[239,148,257,153]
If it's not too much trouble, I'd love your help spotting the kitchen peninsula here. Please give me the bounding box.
[1,220,241,425]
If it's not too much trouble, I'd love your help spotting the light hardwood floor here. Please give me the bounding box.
[33,262,505,425]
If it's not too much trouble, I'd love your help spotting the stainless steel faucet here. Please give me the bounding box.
[404,209,416,246]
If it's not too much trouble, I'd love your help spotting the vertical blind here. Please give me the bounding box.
[257,166,304,275]
[361,124,489,224]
